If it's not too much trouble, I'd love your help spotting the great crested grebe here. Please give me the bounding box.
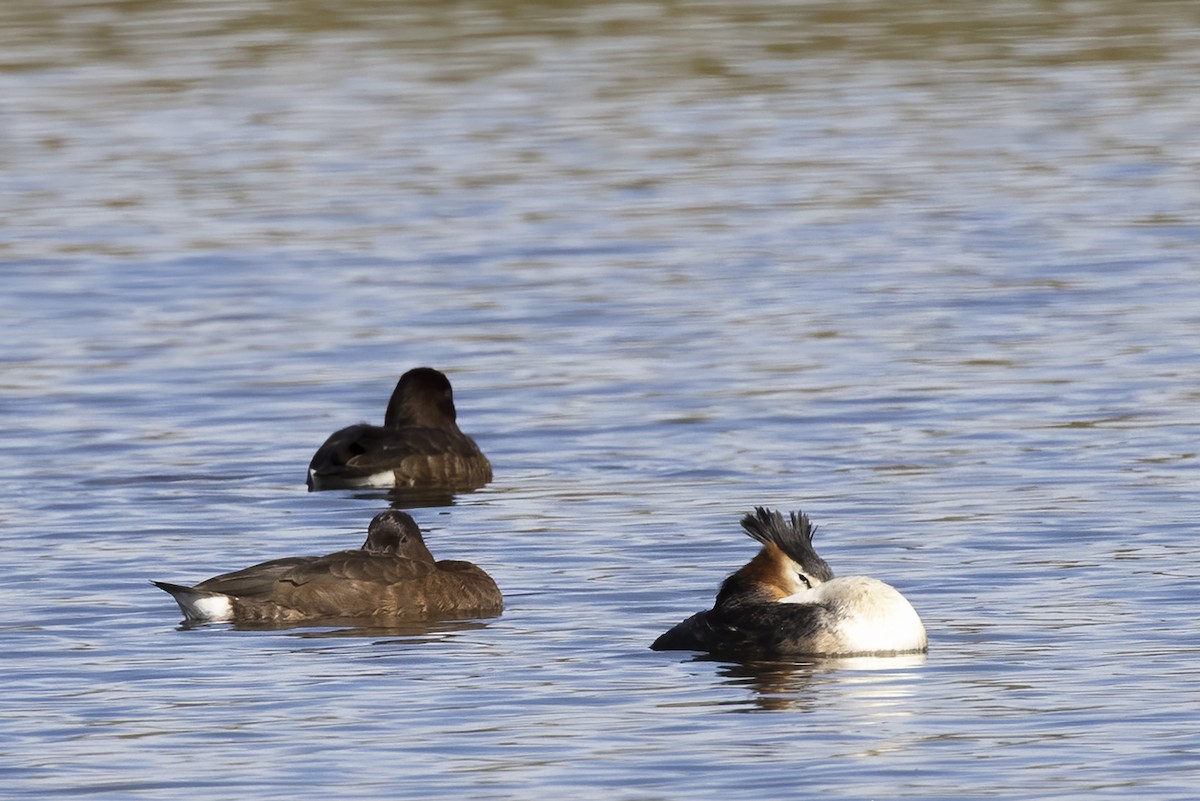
[652,507,926,658]
[306,367,492,492]
[152,510,502,625]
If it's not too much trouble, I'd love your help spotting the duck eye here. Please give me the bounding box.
[795,571,812,589]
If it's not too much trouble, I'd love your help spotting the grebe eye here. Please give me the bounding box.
[795,571,812,589]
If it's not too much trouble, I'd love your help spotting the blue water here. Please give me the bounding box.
[3,1,1200,798]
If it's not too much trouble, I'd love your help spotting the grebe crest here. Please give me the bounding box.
[720,507,834,603]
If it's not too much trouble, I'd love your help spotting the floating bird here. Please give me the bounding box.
[307,367,492,492]
[652,507,926,658]
[153,510,503,625]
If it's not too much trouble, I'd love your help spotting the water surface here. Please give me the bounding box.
[2,1,1199,798]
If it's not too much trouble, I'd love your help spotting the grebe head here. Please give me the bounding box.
[741,506,833,588]
[715,507,835,607]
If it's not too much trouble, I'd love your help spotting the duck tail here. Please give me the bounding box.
[151,580,234,623]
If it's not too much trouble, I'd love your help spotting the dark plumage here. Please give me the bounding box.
[153,510,503,625]
[306,367,492,492]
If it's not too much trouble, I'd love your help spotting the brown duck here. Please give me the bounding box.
[153,510,503,625]
[306,367,492,492]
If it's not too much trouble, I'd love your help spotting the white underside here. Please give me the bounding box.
[308,468,398,489]
[350,470,400,488]
[180,593,235,623]
[780,575,927,653]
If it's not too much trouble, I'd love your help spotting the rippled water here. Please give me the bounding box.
[3,1,1200,798]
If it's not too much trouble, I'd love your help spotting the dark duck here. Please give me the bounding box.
[153,510,502,625]
[306,367,492,492]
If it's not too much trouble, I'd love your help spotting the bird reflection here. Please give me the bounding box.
[337,487,461,509]
[386,487,458,509]
[699,652,927,712]
[180,616,494,642]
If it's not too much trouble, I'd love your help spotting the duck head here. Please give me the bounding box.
[384,367,457,429]
[361,509,436,563]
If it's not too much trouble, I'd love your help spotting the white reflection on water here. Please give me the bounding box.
[704,654,929,714]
